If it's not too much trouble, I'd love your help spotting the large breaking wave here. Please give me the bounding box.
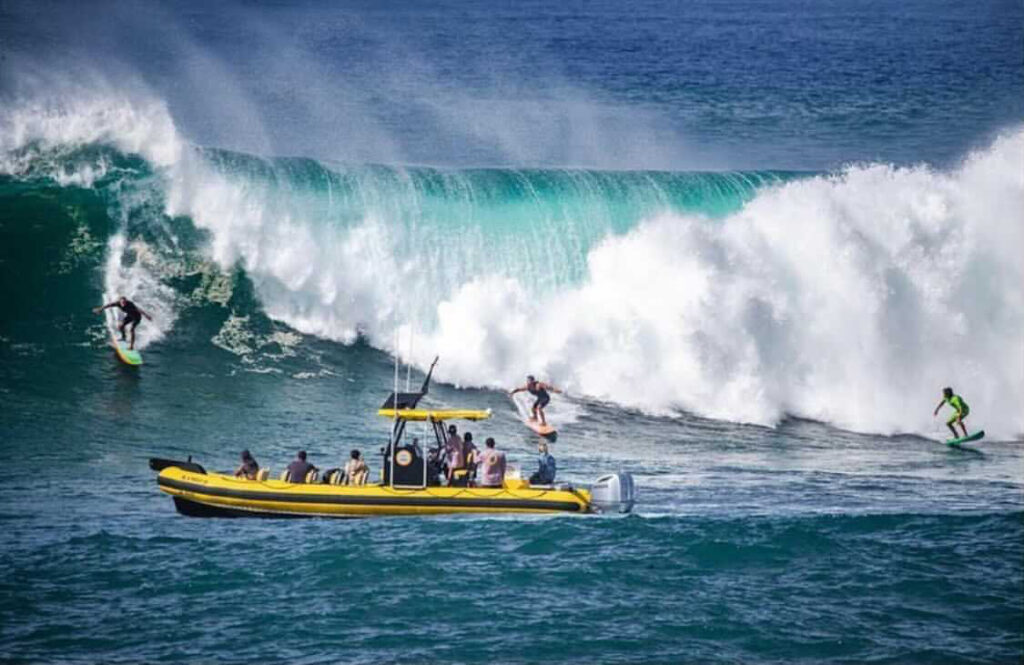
[2,88,1021,438]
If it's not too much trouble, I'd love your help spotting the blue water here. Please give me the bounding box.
[2,0,1023,663]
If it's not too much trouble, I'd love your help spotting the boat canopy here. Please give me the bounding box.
[377,408,492,421]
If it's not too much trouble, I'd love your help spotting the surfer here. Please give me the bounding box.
[933,387,970,439]
[509,375,561,426]
[93,297,152,350]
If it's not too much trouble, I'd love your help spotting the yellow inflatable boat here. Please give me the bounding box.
[150,358,635,518]
[151,463,603,517]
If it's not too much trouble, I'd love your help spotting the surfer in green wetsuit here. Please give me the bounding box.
[933,387,969,439]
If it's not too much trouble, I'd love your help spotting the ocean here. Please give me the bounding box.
[1,0,1022,662]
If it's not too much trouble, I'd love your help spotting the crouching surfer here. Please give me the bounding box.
[509,375,561,426]
[94,297,152,350]
[933,387,969,439]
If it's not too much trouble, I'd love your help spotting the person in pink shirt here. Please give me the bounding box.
[476,437,507,488]
[445,424,465,486]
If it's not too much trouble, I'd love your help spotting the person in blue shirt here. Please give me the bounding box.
[529,441,557,485]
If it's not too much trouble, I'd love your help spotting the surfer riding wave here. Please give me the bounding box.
[933,386,970,439]
[94,297,152,350]
[510,375,561,427]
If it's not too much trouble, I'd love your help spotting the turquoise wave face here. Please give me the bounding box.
[0,143,805,343]
[197,148,805,291]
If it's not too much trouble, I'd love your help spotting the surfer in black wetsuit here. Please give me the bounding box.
[509,375,561,426]
[94,297,152,350]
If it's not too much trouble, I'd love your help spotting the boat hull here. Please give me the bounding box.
[157,467,592,518]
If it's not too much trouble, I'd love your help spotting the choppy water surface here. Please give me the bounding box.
[2,0,1023,662]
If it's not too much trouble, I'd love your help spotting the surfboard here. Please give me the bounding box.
[105,309,143,366]
[524,419,557,438]
[511,393,557,439]
[946,430,984,447]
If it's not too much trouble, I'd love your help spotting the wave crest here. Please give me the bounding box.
[2,84,1020,438]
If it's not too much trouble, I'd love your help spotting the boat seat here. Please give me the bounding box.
[279,470,291,482]
[304,469,319,483]
[326,469,346,485]
[450,468,471,487]
[256,468,269,482]
[349,469,368,486]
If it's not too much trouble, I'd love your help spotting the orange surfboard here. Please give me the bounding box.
[511,393,557,439]
[524,419,557,438]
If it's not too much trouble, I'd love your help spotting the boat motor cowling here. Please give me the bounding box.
[589,473,636,514]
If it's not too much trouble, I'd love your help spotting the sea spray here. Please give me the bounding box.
[2,90,1020,437]
[415,134,1024,437]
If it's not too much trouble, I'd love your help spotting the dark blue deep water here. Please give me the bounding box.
[2,1,1022,663]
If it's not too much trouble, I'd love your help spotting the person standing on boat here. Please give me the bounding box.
[286,450,318,483]
[934,387,970,439]
[445,424,465,485]
[93,296,152,350]
[477,438,507,488]
[462,432,480,484]
[509,375,561,426]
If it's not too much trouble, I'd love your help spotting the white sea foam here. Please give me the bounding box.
[410,134,1023,438]
[100,235,177,349]
[174,128,1022,438]
[2,86,1020,438]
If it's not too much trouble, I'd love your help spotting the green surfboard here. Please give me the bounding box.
[946,430,984,446]
[103,306,143,366]
[114,340,143,366]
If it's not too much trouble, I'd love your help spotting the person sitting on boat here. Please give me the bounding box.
[234,449,259,480]
[477,437,507,488]
[529,441,556,485]
[93,296,153,351]
[286,450,318,483]
[934,386,970,439]
[509,375,561,426]
[344,449,369,486]
[445,424,465,485]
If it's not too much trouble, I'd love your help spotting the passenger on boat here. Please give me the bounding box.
[286,450,318,483]
[234,449,259,480]
[529,441,556,485]
[477,437,507,488]
[462,432,479,484]
[344,449,369,486]
[445,424,465,485]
